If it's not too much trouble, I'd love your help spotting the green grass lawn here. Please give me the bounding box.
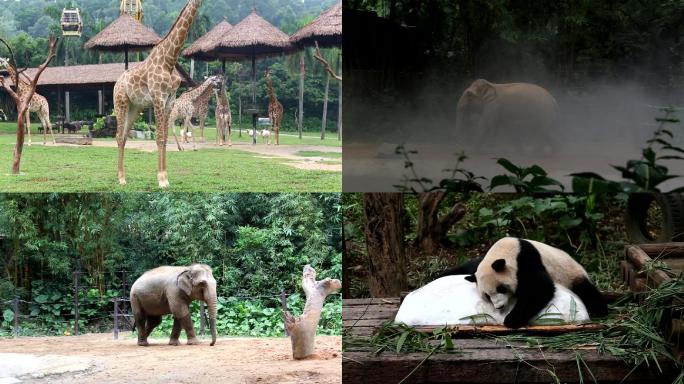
[0,123,341,192]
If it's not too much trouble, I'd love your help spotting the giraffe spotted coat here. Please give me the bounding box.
[169,75,221,151]
[0,57,55,145]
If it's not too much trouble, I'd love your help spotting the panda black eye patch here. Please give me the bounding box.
[496,285,508,294]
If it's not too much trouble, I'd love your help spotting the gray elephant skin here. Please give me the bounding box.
[456,79,560,150]
[130,264,217,346]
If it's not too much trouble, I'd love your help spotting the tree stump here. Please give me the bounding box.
[283,265,341,360]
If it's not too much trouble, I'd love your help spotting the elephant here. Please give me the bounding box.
[455,79,560,152]
[130,264,217,346]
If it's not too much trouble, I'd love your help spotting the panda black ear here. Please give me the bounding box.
[465,274,477,283]
[492,259,506,272]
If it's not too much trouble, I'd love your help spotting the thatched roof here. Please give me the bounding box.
[290,2,342,47]
[2,62,191,87]
[182,19,234,60]
[208,9,293,58]
[85,14,161,51]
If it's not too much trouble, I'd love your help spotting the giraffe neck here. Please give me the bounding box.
[150,0,202,72]
[267,77,277,103]
[187,79,214,100]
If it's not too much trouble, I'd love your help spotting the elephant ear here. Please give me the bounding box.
[176,269,193,297]
[472,79,497,103]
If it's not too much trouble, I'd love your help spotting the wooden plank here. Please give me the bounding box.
[625,245,672,286]
[344,298,400,306]
[343,307,398,320]
[637,242,684,258]
[343,349,678,383]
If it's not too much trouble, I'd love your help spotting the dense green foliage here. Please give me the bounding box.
[0,0,341,126]
[0,193,342,337]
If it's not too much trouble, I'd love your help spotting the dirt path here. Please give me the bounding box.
[0,333,341,384]
[43,140,342,172]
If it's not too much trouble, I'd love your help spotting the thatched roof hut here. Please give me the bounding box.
[207,9,293,58]
[182,19,234,61]
[85,14,160,51]
[2,62,191,88]
[290,2,342,47]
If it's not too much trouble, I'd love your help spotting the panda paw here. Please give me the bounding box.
[503,314,528,329]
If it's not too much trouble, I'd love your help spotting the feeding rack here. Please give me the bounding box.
[61,8,83,37]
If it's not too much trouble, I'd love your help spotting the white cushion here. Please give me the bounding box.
[394,275,590,326]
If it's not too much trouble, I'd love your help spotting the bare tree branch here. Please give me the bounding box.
[313,41,342,81]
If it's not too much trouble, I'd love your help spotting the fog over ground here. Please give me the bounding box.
[344,64,684,192]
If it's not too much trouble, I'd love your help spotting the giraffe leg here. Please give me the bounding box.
[170,115,184,152]
[275,120,279,146]
[154,100,169,188]
[227,120,232,147]
[200,116,205,142]
[185,117,197,151]
[116,102,136,185]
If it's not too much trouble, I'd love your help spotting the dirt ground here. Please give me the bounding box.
[0,333,341,384]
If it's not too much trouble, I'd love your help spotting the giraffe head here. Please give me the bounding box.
[204,74,222,90]
[264,68,272,81]
[0,57,9,69]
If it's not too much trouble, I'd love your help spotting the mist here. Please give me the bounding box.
[343,20,684,192]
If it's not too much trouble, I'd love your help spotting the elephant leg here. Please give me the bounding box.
[144,315,162,340]
[180,315,199,345]
[169,318,182,346]
[134,312,148,346]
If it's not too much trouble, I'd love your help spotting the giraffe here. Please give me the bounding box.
[264,68,283,146]
[113,0,203,188]
[214,78,232,147]
[0,57,55,146]
[192,85,212,142]
[169,75,221,151]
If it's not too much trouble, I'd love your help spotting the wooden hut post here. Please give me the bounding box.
[65,91,71,122]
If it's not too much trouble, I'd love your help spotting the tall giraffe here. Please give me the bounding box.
[0,57,55,146]
[264,68,283,146]
[113,0,202,188]
[169,75,221,151]
[214,78,232,147]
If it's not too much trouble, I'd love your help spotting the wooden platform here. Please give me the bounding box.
[343,298,679,383]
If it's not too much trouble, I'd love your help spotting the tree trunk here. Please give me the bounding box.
[415,192,466,255]
[12,105,28,174]
[362,193,407,297]
[283,265,341,359]
[298,55,305,139]
[321,74,329,140]
[337,55,342,141]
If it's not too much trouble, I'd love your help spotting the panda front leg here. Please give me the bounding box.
[504,284,555,328]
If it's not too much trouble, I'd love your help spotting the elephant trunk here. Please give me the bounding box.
[205,287,217,346]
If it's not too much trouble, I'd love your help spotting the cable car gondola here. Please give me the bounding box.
[120,0,144,22]
[61,8,83,37]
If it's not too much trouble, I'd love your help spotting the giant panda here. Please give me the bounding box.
[444,237,607,328]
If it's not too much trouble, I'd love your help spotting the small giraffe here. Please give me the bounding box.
[0,57,55,146]
[214,78,232,147]
[113,0,203,188]
[264,68,283,146]
[169,75,221,151]
[192,83,212,142]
